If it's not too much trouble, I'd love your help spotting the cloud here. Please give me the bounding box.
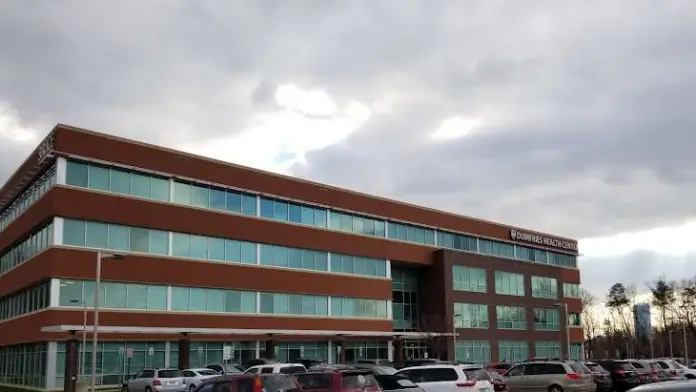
[1,0,696,293]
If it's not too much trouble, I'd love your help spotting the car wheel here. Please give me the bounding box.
[549,385,563,392]
[145,387,152,392]
[686,374,696,380]
[121,384,129,392]
[190,384,197,392]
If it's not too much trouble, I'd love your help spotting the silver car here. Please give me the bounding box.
[181,369,221,392]
[127,368,187,392]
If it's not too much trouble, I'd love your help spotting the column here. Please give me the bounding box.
[336,341,346,364]
[63,338,79,392]
[393,339,404,362]
[264,340,275,359]
[178,338,190,370]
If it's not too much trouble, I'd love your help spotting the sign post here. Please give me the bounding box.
[223,346,232,362]
[126,348,134,385]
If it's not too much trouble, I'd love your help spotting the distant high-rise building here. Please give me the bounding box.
[634,303,652,340]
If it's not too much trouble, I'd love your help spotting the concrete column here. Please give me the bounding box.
[264,340,275,359]
[393,339,404,362]
[178,338,191,370]
[63,338,79,392]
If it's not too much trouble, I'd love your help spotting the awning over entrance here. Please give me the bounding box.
[41,324,457,338]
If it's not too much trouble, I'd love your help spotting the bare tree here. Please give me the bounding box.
[581,288,600,355]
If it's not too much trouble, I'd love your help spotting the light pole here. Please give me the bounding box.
[70,299,87,381]
[90,252,125,392]
[669,330,675,358]
[555,302,571,360]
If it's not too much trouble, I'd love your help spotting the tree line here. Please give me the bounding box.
[581,277,696,360]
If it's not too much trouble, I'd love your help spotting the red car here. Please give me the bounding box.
[295,369,383,392]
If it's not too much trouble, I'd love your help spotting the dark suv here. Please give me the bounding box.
[593,360,640,392]
[194,373,300,392]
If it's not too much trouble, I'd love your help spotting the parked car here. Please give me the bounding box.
[127,368,187,392]
[593,360,641,392]
[396,364,494,392]
[628,360,659,383]
[670,360,696,380]
[653,359,688,380]
[373,374,425,392]
[348,363,399,375]
[485,363,514,376]
[628,380,696,392]
[583,361,613,392]
[181,369,220,392]
[503,360,595,392]
[296,369,382,392]
[203,363,245,375]
[193,373,301,392]
[244,363,307,375]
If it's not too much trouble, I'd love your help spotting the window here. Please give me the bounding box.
[531,276,558,299]
[453,303,489,328]
[570,342,583,360]
[387,222,435,245]
[331,254,387,277]
[495,271,525,296]
[496,306,526,330]
[0,221,54,275]
[260,245,328,272]
[330,297,389,318]
[259,293,328,316]
[330,211,386,238]
[479,239,515,259]
[66,160,170,202]
[549,252,576,268]
[454,340,491,364]
[0,281,51,321]
[534,308,560,331]
[515,246,548,263]
[453,266,486,292]
[535,341,561,358]
[568,312,581,326]
[563,283,580,298]
[63,219,169,256]
[436,231,477,252]
[498,341,529,362]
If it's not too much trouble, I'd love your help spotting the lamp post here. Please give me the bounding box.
[70,299,87,381]
[90,252,125,392]
[555,302,570,360]
[669,330,675,358]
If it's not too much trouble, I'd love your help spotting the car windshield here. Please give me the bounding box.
[617,362,635,371]
[158,370,182,378]
[198,370,219,376]
[465,370,491,381]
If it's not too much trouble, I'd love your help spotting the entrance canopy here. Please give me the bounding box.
[41,325,456,339]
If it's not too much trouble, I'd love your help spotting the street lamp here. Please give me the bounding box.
[90,252,125,392]
[555,302,571,360]
[69,299,87,381]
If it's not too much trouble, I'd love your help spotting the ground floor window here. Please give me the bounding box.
[534,341,561,358]
[570,342,583,360]
[0,342,47,388]
[275,341,329,363]
[340,341,389,363]
[170,341,257,368]
[455,340,490,364]
[498,340,529,362]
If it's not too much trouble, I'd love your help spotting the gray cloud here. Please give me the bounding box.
[580,251,695,298]
[1,0,696,246]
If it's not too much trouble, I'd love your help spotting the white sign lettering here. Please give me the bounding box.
[510,229,578,252]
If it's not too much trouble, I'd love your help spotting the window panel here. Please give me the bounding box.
[147,286,167,310]
[208,238,225,261]
[129,228,150,253]
[534,308,560,331]
[260,198,274,218]
[454,303,489,328]
[126,285,148,310]
[315,209,327,228]
[532,276,558,299]
[170,287,190,311]
[150,177,170,201]
[131,174,152,198]
[496,306,527,330]
[59,280,83,306]
[172,182,192,205]
[455,340,490,364]
[63,219,87,246]
[288,204,302,223]
[110,170,131,194]
[108,225,129,251]
[85,222,108,248]
[226,192,242,213]
[495,271,525,296]
[104,283,126,308]
[172,233,191,257]
[241,194,257,216]
[66,161,88,187]
[88,165,110,191]
[210,188,226,210]
[499,341,529,362]
[149,230,169,255]
[453,266,487,292]
[190,235,208,259]
[191,185,209,208]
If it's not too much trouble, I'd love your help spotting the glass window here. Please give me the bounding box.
[207,289,224,312]
[172,233,191,257]
[104,283,126,308]
[224,240,241,262]
[190,235,208,259]
[189,288,207,312]
[496,306,527,329]
[226,191,241,213]
[63,219,86,246]
[191,185,209,208]
[66,161,88,187]
[498,341,529,362]
[59,280,83,306]
[210,188,226,210]
[131,174,152,198]
[241,194,257,216]
[495,271,525,296]
[129,228,150,253]
[147,286,167,310]
[240,242,256,263]
[454,340,490,364]
[108,225,129,251]
[563,283,580,298]
[110,170,131,194]
[453,303,489,329]
[85,222,108,248]
[150,177,170,201]
[535,341,561,358]
[149,230,169,255]
[534,308,560,331]
[453,266,487,292]
[260,198,274,218]
[531,276,558,299]
[171,287,190,311]
[88,165,110,191]
[173,182,192,205]
[208,238,225,261]
[126,284,148,309]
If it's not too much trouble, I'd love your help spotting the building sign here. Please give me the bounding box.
[37,134,55,164]
[510,229,577,252]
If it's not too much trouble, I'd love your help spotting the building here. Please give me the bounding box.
[0,124,583,391]
[634,303,652,341]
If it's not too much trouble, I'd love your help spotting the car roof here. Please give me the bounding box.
[251,363,304,367]
[397,364,462,371]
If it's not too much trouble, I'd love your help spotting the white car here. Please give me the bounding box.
[244,363,307,375]
[670,360,696,380]
[395,365,494,392]
[181,369,221,392]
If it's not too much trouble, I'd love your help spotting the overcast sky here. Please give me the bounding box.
[1,0,695,298]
